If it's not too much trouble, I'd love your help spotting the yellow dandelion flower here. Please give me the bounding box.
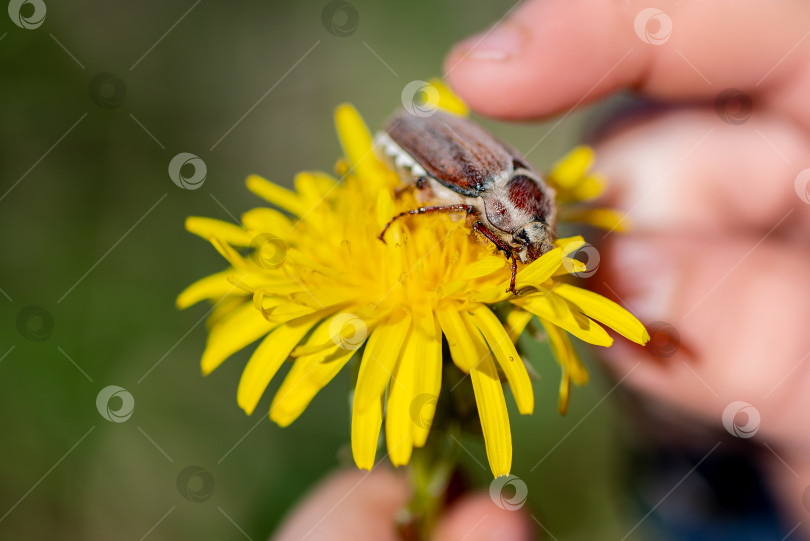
[178,103,649,478]
[548,145,630,232]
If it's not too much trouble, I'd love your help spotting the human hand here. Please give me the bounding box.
[271,468,533,541]
[445,0,810,530]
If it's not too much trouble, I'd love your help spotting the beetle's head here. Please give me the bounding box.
[512,221,554,263]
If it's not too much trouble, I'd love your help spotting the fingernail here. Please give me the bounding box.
[456,21,527,62]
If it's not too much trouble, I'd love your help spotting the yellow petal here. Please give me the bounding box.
[351,389,383,471]
[201,302,276,375]
[263,302,324,325]
[207,296,247,330]
[515,293,613,347]
[514,247,563,289]
[563,207,630,232]
[294,171,335,208]
[410,312,442,448]
[504,308,532,344]
[570,174,605,201]
[385,334,416,466]
[548,146,594,190]
[270,314,367,426]
[176,269,243,309]
[241,207,293,238]
[354,311,411,412]
[427,77,469,116]
[553,284,650,345]
[541,320,588,386]
[459,256,507,281]
[556,236,586,254]
[237,313,322,415]
[540,320,588,415]
[467,306,534,415]
[185,216,254,246]
[558,370,572,415]
[210,238,250,271]
[470,350,512,478]
[335,103,385,184]
[246,175,306,216]
[437,307,480,373]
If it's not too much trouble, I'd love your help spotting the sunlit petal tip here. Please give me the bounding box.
[427,77,469,116]
[549,146,595,189]
[334,103,374,162]
[246,174,305,216]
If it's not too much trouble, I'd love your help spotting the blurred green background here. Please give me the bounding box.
[0,1,643,539]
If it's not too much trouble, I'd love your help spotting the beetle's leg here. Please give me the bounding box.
[472,221,519,295]
[378,204,476,242]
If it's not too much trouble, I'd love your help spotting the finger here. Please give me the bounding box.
[432,493,534,541]
[596,233,810,453]
[444,0,810,121]
[271,468,409,541]
[593,108,810,235]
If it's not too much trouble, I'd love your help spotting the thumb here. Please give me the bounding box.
[443,0,810,120]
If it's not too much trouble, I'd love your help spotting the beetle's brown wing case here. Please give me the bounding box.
[385,109,513,197]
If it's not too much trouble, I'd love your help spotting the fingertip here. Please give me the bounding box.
[432,493,534,541]
[444,0,644,120]
[272,468,410,541]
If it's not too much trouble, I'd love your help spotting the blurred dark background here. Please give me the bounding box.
[0,1,647,539]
